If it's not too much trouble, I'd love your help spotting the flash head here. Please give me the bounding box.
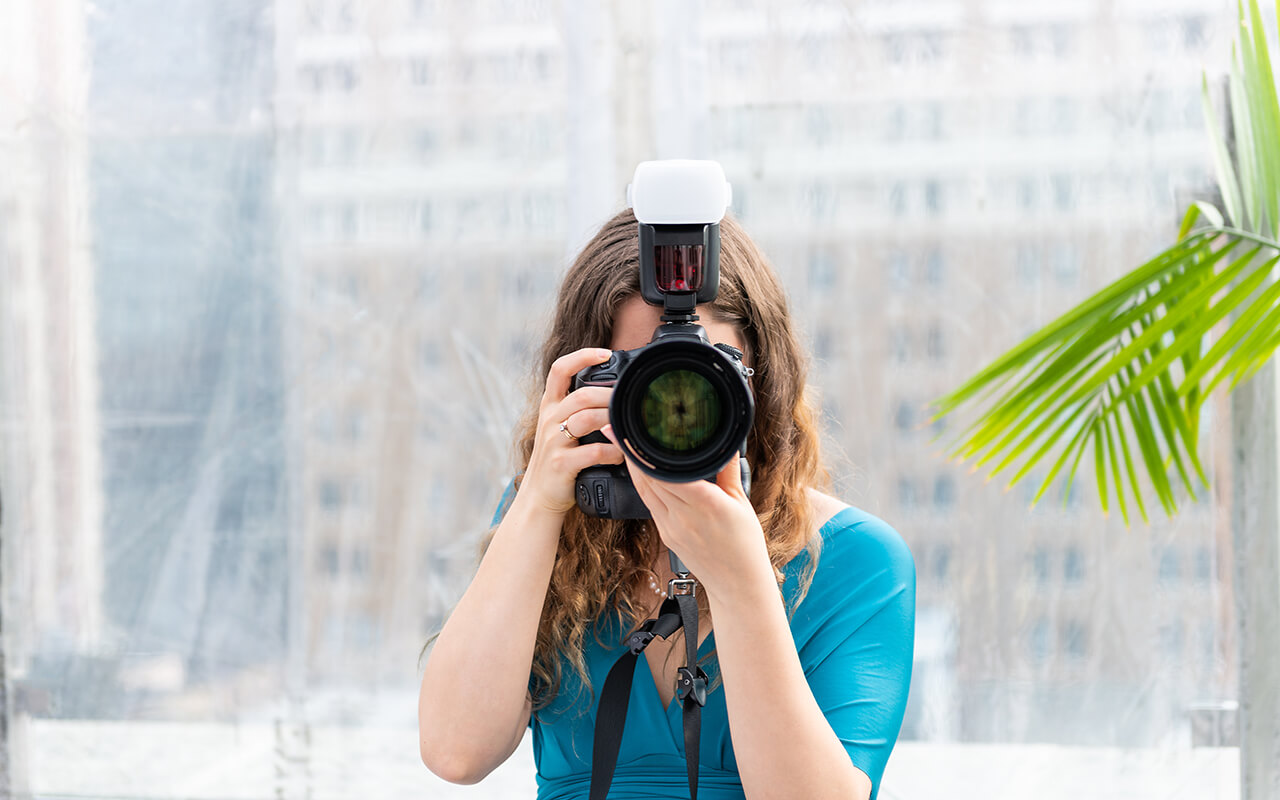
[627,160,732,225]
[627,160,733,313]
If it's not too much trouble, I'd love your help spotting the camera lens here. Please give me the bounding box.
[611,338,752,482]
[638,369,722,452]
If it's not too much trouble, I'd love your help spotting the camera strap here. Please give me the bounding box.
[589,591,708,800]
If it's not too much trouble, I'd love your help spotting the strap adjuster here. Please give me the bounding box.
[675,666,708,707]
[625,630,655,654]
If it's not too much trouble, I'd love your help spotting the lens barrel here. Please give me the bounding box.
[610,338,753,482]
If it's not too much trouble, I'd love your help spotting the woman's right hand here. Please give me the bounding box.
[519,347,627,515]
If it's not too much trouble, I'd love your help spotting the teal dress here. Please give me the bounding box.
[491,484,915,800]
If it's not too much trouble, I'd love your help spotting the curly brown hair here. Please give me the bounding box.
[420,208,831,721]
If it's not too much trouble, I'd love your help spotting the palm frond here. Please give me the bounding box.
[929,0,1280,524]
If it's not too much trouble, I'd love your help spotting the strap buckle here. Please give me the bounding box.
[675,665,708,707]
[668,577,697,597]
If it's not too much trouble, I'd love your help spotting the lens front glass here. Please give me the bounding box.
[637,368,722,452]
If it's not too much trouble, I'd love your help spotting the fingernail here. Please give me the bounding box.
[597,348,613,358]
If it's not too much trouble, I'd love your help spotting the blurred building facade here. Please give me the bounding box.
[84,0,287,715]
[0,0,105,677]
[273,0,1235,744]
[274,0,566,685]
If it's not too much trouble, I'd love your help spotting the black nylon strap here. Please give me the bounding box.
[590,594,705,800]
[588,651,639,800]
[675,593,701,800]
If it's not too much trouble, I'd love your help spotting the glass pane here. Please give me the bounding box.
[0,0,1252,797]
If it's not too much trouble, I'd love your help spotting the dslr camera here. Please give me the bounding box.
[572,160,754,519]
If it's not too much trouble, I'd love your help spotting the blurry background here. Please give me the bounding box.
[0,0,1254,797]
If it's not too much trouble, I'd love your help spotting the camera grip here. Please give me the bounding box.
[575,466,651,519]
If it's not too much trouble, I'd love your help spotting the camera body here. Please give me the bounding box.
[572,327,753,518]
[570,160,754,520]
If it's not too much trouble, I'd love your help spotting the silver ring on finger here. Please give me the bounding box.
[558,420,578,442]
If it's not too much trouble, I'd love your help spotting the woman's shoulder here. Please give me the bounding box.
[800,488,916,580]
[783,489,916,631]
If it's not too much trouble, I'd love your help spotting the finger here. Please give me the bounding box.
[553,386,613,421]
[544,348,614,405]
[646,472,720,513]
[561,407,610,440]
[619,448,670,519]
[715,451,745,498]
[563,441,625,471]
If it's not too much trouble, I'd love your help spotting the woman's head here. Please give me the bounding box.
[510,208,830,717]
[531,208,815,472]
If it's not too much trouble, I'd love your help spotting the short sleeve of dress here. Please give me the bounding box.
[787,511,916,800]
[490,475,519,527]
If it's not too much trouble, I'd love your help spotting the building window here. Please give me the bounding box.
[933,475,955,509]
[1032,546,1051,585]
[886,102,906,140]
[313,407,337,442]
[1052,242,1080,286]
[1064,546,1084,583]
[419,201,433,234]
[1052,95,1077,134]
[1062,620,1088,660]
[1195,545,1213,584]
[319,479,343,509]
[1198,621,1216,669]
[890,325,910,363]
[813,325,833,359]
[806,106,832,147]
[926,323,945,360]
[1027,616,1050,664]
[897,476,920,509]
[299,62,359,94]
[421,338,443,370]
[932,543,951,584]
[924,180,942,216]
[1016,243,1040,287]
[319,544,339,576]
[806,183,835,222]
[408,58,433,86]
[415,127,438,162]
[1158,546,1181,585]
[1048,24,1073,59]
[1159,620,1184,657]
[1017,177,1038,213]
[924,247,944,287]
[889,181,907,217]
[923,101,943,139]
[1182,16,1207,50]
[888,249,910,289]
[894,400,914,431]
[409,0,436,24]
[342,410,366,442]
[1010,26,1034,58]
[345,612,378,648]
[350,546,369,576]
[1052,174,1075,211]
[809,249,837,290]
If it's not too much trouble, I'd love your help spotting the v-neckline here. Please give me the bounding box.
[640,626,716,715]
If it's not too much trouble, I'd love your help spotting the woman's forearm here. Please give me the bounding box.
[417,491,562,782]
[707,566,872,800]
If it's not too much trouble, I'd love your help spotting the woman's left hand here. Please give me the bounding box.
[603,424,775,601]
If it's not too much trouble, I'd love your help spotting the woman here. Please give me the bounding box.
[418,208,915,800]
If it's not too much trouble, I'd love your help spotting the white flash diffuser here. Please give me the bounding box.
[626,160,733,225]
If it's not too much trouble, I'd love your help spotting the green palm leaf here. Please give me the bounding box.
[928,0,1280,525]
